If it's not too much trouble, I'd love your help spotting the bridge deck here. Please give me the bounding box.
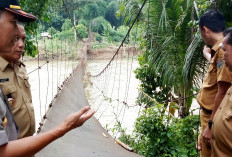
[36,43,140,157]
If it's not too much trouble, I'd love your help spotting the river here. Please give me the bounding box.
[26,58,142,135]
[26,58,199,136]
[26,60,79,131]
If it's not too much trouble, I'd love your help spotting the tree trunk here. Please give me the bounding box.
[191,6,194,41]
[73,10,77,41]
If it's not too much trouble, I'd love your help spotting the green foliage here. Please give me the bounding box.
[19,0,126,57]
[102,24,130,43]
[78,19,88,27]
[62,19,73,31]
[56,30,74,40]
[24,39,38,57]
[96,34,103,43]
[76,24,88,39]
[105,1,124,28]
[91,42,109,49]
[114,1,231,156]
[135,54,171,106]
[48,27,59,36]
[131,0,198,113]
[19,0,51,56]
[118,0,144,26]
[110,30,125,42]
[56,24,88,41]
[122,0,232,115]
[171,115,199,156]
[215,0,232,27]
[91,16,111,35]
[82,1,107,21]
[47,11,65,32]
[133,105,177,156]
[118,105,200,157]
[116,25,129,36]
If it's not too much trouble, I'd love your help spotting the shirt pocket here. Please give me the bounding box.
[204,63,216,84]
[1,85,20,111]
[1,85,16,97]
[208,63,214,72]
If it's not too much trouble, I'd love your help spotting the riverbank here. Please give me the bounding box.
[22,44,139,62]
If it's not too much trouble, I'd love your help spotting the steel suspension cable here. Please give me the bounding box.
[43,37,50,113]
[35,29,42,119]
[50,10,54,98]
[98,58,115,118]
[93,0,148,77]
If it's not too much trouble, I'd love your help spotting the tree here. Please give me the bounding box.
[91,16,111,35]
[62,19,73,31]
[76,24,88,39]
[82,1,107,21]
[19,0,51,56]
[105,1,124,28]
[132,0,199,116]
[122,0,232,116]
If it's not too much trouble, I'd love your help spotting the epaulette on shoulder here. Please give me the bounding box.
[20,62,26,67]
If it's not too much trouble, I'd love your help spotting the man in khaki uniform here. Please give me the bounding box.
[211,28,232,157]
[0,24,35,138]
[196,10,232,156]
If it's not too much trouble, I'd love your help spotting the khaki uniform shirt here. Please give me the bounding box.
[212,86,232,157]
[197,40,232,110]
[0,56,35,138]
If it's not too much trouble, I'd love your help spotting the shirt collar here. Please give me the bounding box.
[0,56,10,72]
[0,56,24,72]
[15,60,24,67]
[212,39,223,52]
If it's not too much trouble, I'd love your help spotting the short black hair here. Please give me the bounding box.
[224,27,232,37]
[199,10,225,33]
[225,31,232,46]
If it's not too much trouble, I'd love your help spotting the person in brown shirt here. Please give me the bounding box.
[211,28,232,157]
[196,10,232,157]
[0,23,35,139]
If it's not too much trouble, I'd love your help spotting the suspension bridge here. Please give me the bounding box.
[20,0,200,156]
[21,0,146,156]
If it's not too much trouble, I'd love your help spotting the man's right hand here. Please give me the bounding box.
[203,45,211,62]
[0,106,94,157]
[57,106,95,136]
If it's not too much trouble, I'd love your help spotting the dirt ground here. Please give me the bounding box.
[87,46,139,60]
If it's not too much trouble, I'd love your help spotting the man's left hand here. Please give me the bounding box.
[203,126,211,145]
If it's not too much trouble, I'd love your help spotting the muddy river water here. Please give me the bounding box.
[25,59,141,134]
[25,59,199,135]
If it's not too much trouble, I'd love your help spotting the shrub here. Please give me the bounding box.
[118,104,200,157]
[96,34,103,43]
[56,29,74,40]
[78,19,88,27]
[76,24,88,39]
[62,19,73,31]
[91,16,111,35]
[47,27,59,36]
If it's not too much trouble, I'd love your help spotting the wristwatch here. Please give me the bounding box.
[208,120,213,129]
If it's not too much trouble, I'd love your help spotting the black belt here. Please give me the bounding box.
[201,107,212,114]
